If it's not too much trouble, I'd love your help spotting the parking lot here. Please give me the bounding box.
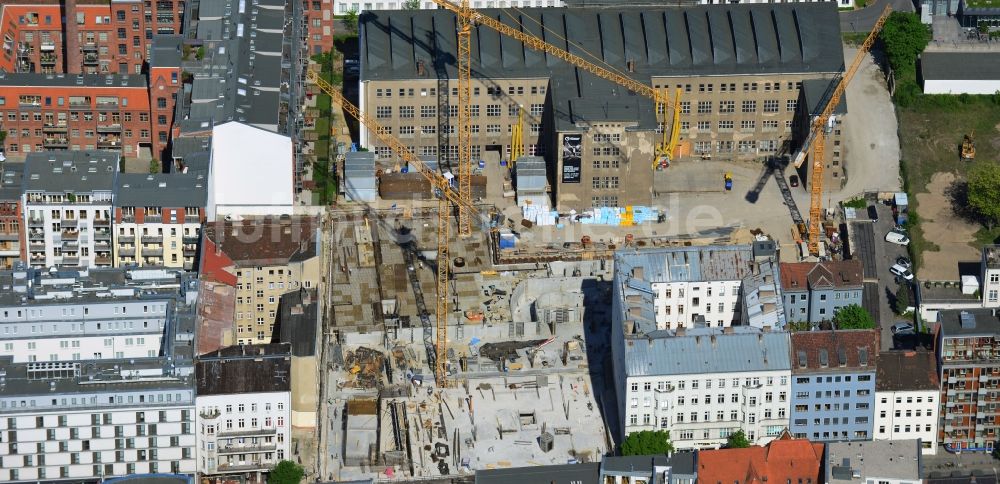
[851,201,916,350]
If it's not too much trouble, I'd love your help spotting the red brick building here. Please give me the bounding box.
[303,0,334,55]
[0,72,152,158]
[0,0,185,75]
[147,35,181,162]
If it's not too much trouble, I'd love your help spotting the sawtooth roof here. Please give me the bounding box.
[360,4,844,82]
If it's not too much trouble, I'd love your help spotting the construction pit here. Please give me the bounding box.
[321,209,613,481]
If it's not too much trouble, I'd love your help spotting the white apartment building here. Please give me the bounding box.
[612,328,792,450]
[0,266,200,482]
[195,344,292,479]
[875,351,940,455]
[22,151,118,269]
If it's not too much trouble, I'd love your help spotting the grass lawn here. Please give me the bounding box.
[965,0,1000,8]
[898,96,1000,266]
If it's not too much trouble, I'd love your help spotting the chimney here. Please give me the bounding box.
[416,59,426,76]
[676,326,685,336]
[626,59,636,73]
[64,0,82,74]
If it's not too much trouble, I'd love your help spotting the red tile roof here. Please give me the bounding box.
[698,434,825,484]
[790,329,878,374]
[780,260,863,291]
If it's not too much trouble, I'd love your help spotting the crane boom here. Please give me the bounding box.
[797,5,891,254]
[307,70,476,385]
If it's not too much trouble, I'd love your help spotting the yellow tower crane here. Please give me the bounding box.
[791,5,891,255]
[307,71,480,386]
[510,106,525,164]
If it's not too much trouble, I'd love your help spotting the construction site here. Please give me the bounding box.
[318,207,615,480]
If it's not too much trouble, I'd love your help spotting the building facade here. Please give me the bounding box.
[0,267,199,482]
[0,163,25,269]
[875,351,939,454]
[195,344,292,478]
[200,217,322,346]
[359,4,845,211]
[0,73,152,158]
[113,172,206,270]
[936,308,1000,451]
[22,150,118,269]
[789,330,877,442]
[0,0,185,75]
[780,260,864,325]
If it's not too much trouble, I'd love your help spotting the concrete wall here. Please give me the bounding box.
[789,370,876,441]
[291,355,318,429]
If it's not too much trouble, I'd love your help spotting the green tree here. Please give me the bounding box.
[786,321,812,332]
[621,430,674,456]
[403,0,421,8]
[726,430,751,448]
[894,285,911,314]
[979,21,990,34]
[196,46,206,60]
[879,12,931,73]
[149,159,161,174]
[968,164,1000,227]
[343,9,359,35]
[832,304,876,329]
[268,460,304,484]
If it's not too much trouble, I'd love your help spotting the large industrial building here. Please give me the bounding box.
[358,3,846,210]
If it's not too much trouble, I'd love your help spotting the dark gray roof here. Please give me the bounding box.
[360,4,844,82]
[803,78,848,116]
[0,72,146,88]
[104,474,194,484]
[277,289,319,357]
[115,173,208,208]
[921,52,1000,81]
[150,35,184,69]
[23,150,119,193]
[196,344,292,395]
[0,163,24,202]
[475,463,600,484]
[875,351,938,392]
[602,453,696,475]
[939,308,1000,338]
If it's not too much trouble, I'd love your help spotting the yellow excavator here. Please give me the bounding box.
[961,131,976,161]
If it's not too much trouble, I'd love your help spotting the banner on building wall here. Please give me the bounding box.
[561,134,582,184]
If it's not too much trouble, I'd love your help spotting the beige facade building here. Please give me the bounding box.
[359,4,846,211]
[113,173,207,270]
[200,217,322,346]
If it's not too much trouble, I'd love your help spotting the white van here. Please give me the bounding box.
[885,230,910,246]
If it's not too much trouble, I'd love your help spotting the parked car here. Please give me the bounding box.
[885,230,910,246]
[890,263,914,281]
[891,322,915,334]
[867,205,879,223]
[789,175,799,187]
[896,256,912,269]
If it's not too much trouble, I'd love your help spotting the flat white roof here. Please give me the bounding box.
[209,121,294,217]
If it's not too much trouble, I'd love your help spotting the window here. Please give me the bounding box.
[486,104,501,117]
[787,99,798,112]
[697,101,712,114]
[420,105,436,118]
[399,106,414,118]
[763,100,779,113]
[719,100,735,114]
[741,100,756,113]
[375,106,392,118]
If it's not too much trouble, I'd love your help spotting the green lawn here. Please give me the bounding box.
[965,0,1000,8]
[898,95,1000,266]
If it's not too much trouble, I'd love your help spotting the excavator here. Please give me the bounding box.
[961,131,976,161]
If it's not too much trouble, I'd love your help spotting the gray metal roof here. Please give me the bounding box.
[826,440,921,483]
[23,150,119,193]
[615,245,754,284]
[601,454,697,476]
[476,463,600,484]
[623,331,791,377]
[115,173,208,208]
[0,163,24,202]
[921,52,1000,81]
[938,308,1000,338]
[0,72,146,88]
[360,4,844,82]
[150,35,184,69]
[803,78,848,116]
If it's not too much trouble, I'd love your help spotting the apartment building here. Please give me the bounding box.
[113,172,206,270]
[611,324,792,449]
[0,266,199,482]
[0,0,185,75]
[917,245,1000,323]
[936,308,1000,451]
[338,0,562,13]
[0,73,152,158]
[825,440,923,484]
[359,4,845,211]
[22,150,118,269]
[789,330,877,442]
[147,35,182,163]
[697,432,824,484]
[303,0,334,55]
[875,351,940,454]
[0,163,25,269]
[195,344,292,478]
[780,260,864,325]
[200,217,322,346]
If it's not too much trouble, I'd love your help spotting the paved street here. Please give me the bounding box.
[840,0,915,33]
[852,201,913,350]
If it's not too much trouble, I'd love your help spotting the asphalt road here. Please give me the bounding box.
[841,0,915,33]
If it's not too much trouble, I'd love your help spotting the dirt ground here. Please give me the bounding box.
[914,172,980,280]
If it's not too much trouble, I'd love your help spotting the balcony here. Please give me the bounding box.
[144,215,163,223]
[217,443,277,454]
[30,256,46,266]
[83,53,99,65]
[82,42,98,52]
[97,124,122,133]
[217,462,270,472]
[62,231,79,240]
[0,232,20,241]
[29,243,46,252]
[200,409,221,419]
[94,218,111,227]
[118,247,136,257]
[183,245,197,256]
[40,54,57,65]
[28,218,44,227]
[40,41,55,51]
[183,235,200,244]
[61,219,78,228]
[141,235,162,243]
[96,102,119,111]
[94,230,112,241]
[97,137,122,149]
[141,247,163,257]
[95,256,112,266]
[28,230,44,240]
[61,256,80,266]
[43,137,69,148]
[218,428,277,438]
[42,123,68,132]
[95,242,112,252]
